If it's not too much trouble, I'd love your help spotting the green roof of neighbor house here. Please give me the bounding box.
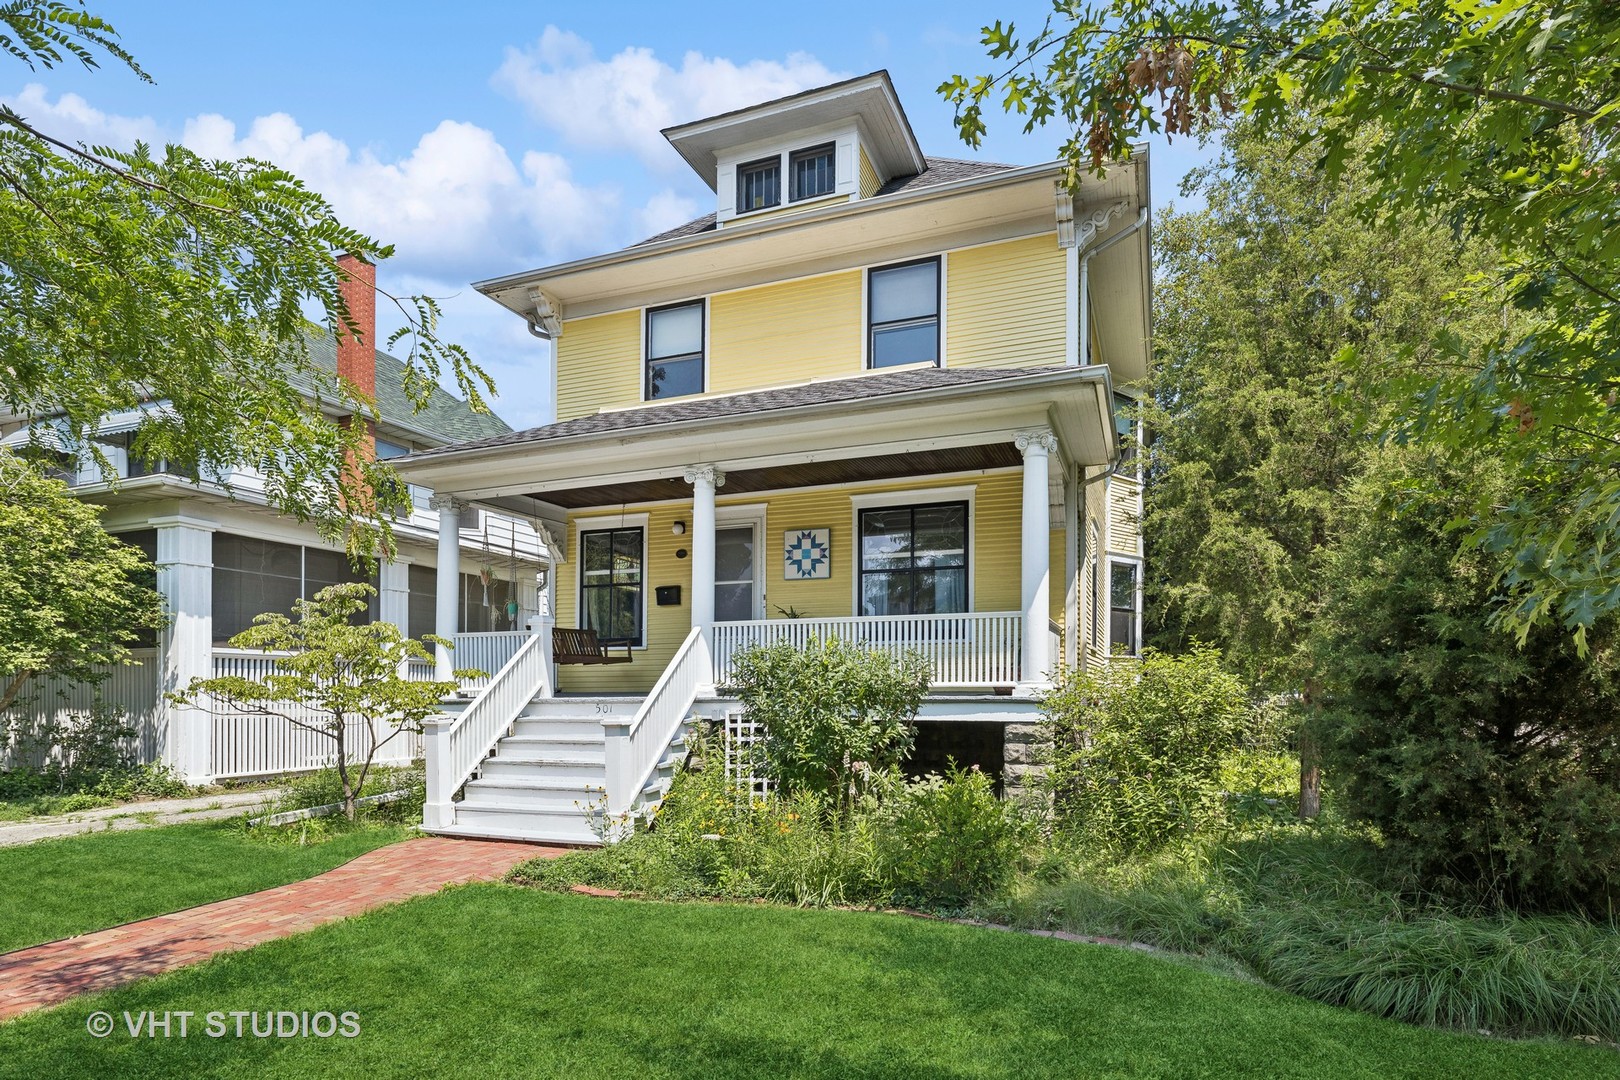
[303,331,512,446]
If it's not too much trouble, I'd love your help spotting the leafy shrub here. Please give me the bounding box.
[3,703,136,793]
[517,756,1026,911]
[1312,458,1620,913]
[726,637,928,810]
[879,764,1027,907]
[1040,646,1256,851]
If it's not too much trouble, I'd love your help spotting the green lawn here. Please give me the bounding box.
[0,821,409,953]
[1,886,1612,1079]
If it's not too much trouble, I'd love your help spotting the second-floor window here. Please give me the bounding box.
[869,257,940,368]
[646,301,705,400]
[737,156,780,213]
[790,143,835,201]
[1113,392,1141,477]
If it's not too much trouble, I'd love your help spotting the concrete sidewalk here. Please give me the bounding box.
[0,788,285,847]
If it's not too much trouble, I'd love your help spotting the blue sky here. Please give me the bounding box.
[12,1,1216,429]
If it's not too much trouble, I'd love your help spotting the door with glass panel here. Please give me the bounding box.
[714,524,760,622]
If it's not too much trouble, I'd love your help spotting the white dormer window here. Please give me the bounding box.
[737,156,781,213]
[790,143,836,201]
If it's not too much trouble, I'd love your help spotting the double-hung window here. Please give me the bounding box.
[645,301,705,400]
[736,156,780,213]
[868,258,940,368]
[1109,559,1141,656]
[1113,392,1140,476]
[858,501,968,616]
[789,143,835,201]
[580,527,644,646]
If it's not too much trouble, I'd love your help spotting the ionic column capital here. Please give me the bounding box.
[683,465,726,489]
[1015,430,1058,457]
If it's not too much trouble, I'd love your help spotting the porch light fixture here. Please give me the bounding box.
[672,520,687,535]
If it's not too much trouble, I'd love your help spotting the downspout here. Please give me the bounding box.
[1077,207,1148,368]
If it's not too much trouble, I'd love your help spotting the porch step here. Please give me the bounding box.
[438,805,602,846]
[480,755,605,778]
[523,696,642,721]
[491,735,605,761]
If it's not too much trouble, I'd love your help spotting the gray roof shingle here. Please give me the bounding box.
[303,332,512,445]
[631,157,1018,248]
[405,367,1048,461]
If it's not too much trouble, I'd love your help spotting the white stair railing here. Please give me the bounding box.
[602,626,710,816]
[422,629,553,830]
[711,612,1023,688]
[451,631,532,691]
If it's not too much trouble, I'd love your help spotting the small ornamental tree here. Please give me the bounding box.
[726,638,929,812]
[0,450,163,715]
[174,583,477,820]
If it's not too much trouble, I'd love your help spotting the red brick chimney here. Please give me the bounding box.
[334,253,377,461]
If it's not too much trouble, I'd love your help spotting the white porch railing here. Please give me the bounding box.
[450,631,531,692]
[422,629,553,829]
[711,612,1024,688]
[208,649,428,779]
[603,625,709,816]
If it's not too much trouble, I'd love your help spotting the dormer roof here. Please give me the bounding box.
[661,69,926,191]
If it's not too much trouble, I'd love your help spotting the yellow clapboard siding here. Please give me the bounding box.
[555,310,641,421]
[945,235,1068,369]
[709,271,863,394]
[858,146,881,199]
[556,470,1027,693]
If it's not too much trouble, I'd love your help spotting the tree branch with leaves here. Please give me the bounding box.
[945,0,1620,646]
[0,2,496,559]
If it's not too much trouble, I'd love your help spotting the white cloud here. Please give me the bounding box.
[635,188,703,241]
[4,83,162,147]
[493,27,845,167]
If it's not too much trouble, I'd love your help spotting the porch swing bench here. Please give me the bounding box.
[551,627,634,665]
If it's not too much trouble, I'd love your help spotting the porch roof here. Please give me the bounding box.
[392,364,1114,510]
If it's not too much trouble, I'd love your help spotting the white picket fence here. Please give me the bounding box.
[1,649,164,769]
[207,649,430,779]
[711,612,1024,688]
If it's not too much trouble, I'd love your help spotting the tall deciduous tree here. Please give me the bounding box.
[1145,120,1498,686]
[0,3,494,557]
[944,0,1620,645]
[0,449,163,714]
[1142,120,1500,815]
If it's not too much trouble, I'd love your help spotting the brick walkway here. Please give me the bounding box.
[0,837,562,1021]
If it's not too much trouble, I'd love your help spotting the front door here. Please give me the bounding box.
[714,524,761,621]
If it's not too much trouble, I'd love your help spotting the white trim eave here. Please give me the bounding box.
[473,161,1070,299]
[397,365,1117,503]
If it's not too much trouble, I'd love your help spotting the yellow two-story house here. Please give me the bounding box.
[396,71,1150,843]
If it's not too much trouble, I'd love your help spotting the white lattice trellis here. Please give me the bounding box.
[721,708,772,800]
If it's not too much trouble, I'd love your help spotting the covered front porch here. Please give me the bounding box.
[393,366,1118,838]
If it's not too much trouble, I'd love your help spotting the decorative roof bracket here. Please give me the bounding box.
[525,288,563,341]
[1055,189,1128,250]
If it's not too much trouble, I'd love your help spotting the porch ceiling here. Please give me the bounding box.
[537,442,1022,508]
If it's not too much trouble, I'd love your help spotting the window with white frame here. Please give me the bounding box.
[868,257,940,368]
[580,526,644,645]
[789,143,835,201]
[1113,392,1141,476]
[1109,558,1142,656]
[858,501,968,615]
[645,301,705,401]
[736,156,781,213]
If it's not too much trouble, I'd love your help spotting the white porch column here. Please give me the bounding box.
[1064,461,1080,671]
[1016,431,1057,692]
[684,465,725,633]
[430,494,466,681]
[154,518,214,783]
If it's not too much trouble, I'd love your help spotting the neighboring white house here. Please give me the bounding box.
[0,265,552,784]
